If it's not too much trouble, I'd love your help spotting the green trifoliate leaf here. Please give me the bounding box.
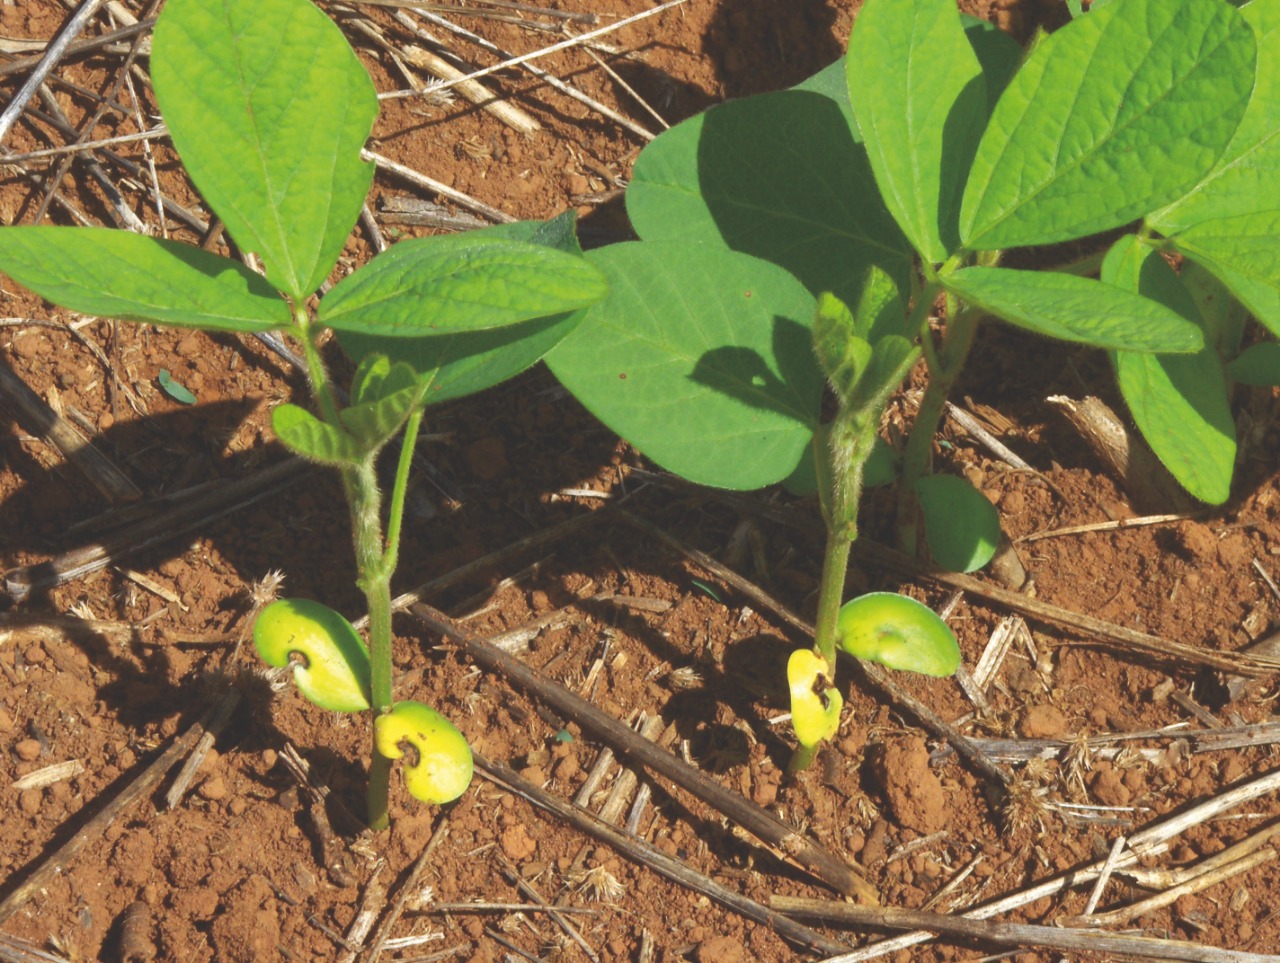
[0,227,289,332]
[338,381,423,450]
[1227,342,1280,385]
[857,336,919,410]
[374,701,473,804]
[151,0,378,299]
[836,592,960,677]
[961,0,1254,250]
[254,599,371,713]
[1102,235,1235,505]
[546,243,822,491]
[943,267,1204,353]
[813,293,872,403]
[787,650,842,750]
[915,474,1000,573]
[847,0,987,262]
[272,403,363,465]
[336,214,595,405]
[319,235,606,338]
[626,88,913,309]
[350,355,419,407]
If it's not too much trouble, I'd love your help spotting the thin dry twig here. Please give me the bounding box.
[412,602,877,901]
[378,0,688,100]
[365,819,451,963]
[1020,512,1198,544]
[362,148,514,222]
[772,896,1280,963]
[828,763,1280,960]
[475,755,852,956]
[0,0,107,146]
[404,9,655,141]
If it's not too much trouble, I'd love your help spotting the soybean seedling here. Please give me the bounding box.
[0,0,606,827]
[545,0,1272,768]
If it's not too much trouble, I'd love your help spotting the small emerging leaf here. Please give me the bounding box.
[374,701,473,804]
[915,474,1000,573]
[788,650,843,749]
[836,592,960,677]
[272,403,363,465]
[157,369,197,405]
[813,293,873,403]
[254,599,371,712]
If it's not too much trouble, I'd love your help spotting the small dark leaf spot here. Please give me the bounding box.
[743,291,753,298]
[618,372,627,380]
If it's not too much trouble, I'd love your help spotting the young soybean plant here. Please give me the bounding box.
[0,0,606,828]
[547,0,1271,768]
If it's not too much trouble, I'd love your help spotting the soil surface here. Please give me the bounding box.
[2,1,1280,962]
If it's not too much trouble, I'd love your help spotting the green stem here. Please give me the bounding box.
[292,304,343,427]
[347,454,395,831]
[896,301,982,554]
[367,747,393,832]
[786,742,819,776]
[290,304,398,829]
[381,404,424,579]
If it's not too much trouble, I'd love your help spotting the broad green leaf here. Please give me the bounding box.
[943,266,1204,352]
[1102,235,1235,505]
[626,89,913,308]
[0,226,289,332]
[961,0,1254,250]
[545,243,822,491]
[847,0,986,262]
[1227,342,1280,384]
[1171,211,1280,337]
[335,214,597,405]
[319,235,605,337]
[958,15,1022,110]
[915,474,1000,573]
[1149,0,1280,232]
[151,0,378,299]
[272,403,362,465]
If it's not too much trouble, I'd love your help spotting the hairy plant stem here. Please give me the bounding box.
[896,298,982,554]
[789,408,876,774]
[294,307,401,831]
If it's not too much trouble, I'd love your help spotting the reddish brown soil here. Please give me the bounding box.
[2,1,1279,962]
